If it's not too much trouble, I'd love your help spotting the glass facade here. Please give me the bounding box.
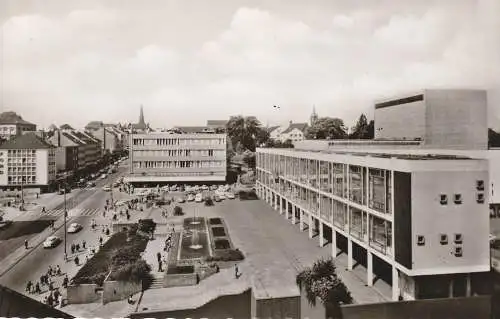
[256,151,394,257]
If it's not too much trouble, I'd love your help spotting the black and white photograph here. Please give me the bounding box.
[0,0,499,318]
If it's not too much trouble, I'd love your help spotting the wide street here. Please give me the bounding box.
[0,162,131,298]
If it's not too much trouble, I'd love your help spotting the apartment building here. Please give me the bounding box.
[0,113,36,140]
[125,132,227,184]
[0,133,56,192]
[256,89,492,302]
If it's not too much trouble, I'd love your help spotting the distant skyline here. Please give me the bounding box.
[1,0,499,130]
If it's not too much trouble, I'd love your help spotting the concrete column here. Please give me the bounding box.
[367,251,373,286]
[448,279,453,298]
[274,193,279,210]
[299,209,304,231]
[392,266,400,301]
[285,200,290,219]
[466,274,472,297]
[331,229,337,258]
[319,222,324,247]
[347,239,353,270]
[292,206,296,224]
[308,214,313,239]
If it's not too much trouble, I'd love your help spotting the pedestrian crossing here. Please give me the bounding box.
[40,208,100,217]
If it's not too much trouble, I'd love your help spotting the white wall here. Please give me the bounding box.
[375,100,426,140]
[488,150,500,204]
[411,169,490,274]
[36,149,49,185]
[425,89,488,150]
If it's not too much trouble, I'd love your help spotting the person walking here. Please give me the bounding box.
[26,281,32,293]
[24,239,28,249]
[99,236,103,246]
[82,240,86,249]
[234,264,239,279]
[35,282,41,294]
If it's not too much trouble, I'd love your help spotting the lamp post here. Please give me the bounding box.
[63,178,68,261]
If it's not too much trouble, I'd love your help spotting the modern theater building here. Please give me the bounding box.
[256,89,494,302]
[125,132,227,184]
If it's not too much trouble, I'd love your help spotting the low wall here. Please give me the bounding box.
[341,295,491,319]
[102,280,142,304]
[67,284,101,304]
[251,290,300,319]
[111,222,134,234]
[164,273,197,287]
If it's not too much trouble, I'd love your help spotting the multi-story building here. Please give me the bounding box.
[256,89,493,302]
[0,112,36,140]
[124,132,227,184]
[279,122,308,143]
[0,133,56,192]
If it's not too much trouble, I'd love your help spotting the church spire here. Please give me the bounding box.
[310,105,318,126]
[139,105,145,126]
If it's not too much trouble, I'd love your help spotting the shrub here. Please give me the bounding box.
[111,259,152,282]
[209,218,222,225]
[214,239,231,250]
[173,206,184,216]
[138,219,156,234]
[167,265,195,275]
[204,197,214,206]
[206,249,244,262]
[212,227,226,237]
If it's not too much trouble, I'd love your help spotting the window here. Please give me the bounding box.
[417,235,425,246]
[476,180,485,191]
[476,193,485,204]
[454,194,462,204]
[440,194,448,205]
[454,246,463,257]
[440,234,448,245]
[454,233,463,244]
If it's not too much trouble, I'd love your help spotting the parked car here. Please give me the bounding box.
[214,195,221,202]
[226,192,235,199]
[210,185,218,191]
[170,185,178,191]
[101,174,107,179]
[201,185,209,190]
[195,193,203,202]
[193,185,200,192]
[102,185,111,192]
[68,222,83,233]
[187,194,195,202]
[86,181,96,187]
[218,193,226,200]
[43,236,61,249]
[176,196,185,203]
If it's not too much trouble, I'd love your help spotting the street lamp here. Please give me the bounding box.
[63,178,68,261]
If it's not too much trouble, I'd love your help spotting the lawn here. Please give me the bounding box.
[209,218,222,225]
[0,220,52,240]
[72,224,149,286]
[214,238,230,250]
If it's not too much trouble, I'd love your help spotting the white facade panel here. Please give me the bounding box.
[375,100,426,140]
[36,149,49,185]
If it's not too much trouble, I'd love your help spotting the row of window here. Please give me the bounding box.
[439,192,485,205]
[6,150,37,156]
[133,171,225,177]
[132,138,225,146]
[133,160,225,169]
[416,234,463,257]
[132,149,224,157]
[7,176,37,184]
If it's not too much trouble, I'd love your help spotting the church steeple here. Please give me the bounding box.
[310,105,318,126]
[139,105,145,126]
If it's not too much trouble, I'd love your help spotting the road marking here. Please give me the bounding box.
[41,208,100,217]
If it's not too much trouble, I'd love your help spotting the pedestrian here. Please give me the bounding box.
[106,228,110,236]
[75,243,80,251]
[158,260,163,272]
[74,256,79,266]
[234,264,239,279]
[56,265,61,276]
[36,193,39,199]
[62,276,68,289]
[99,236,103,246]
[39,274,44,285]
[71,244,75,254]
[35,282,40,294]
[47,293,53,307]
[82,240,86,249]
[53,289,60,300]
[157,252,161,263]
[24,239,28,249]
[58,294,63,308]
[26,281,32,293]
[48,265,53,276]
[49,281,54,292]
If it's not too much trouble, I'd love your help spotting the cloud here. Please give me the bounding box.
[1,1,499,129]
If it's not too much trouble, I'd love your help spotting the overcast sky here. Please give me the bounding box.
[1,0,499,130]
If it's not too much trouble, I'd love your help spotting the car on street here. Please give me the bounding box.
[170,185,178,191]
[86,181,96,187]
[101,174,107,179]
[226,192,235,199]
[218,193,226,200]
[68,222,83,233]
[176,196,186,203]
[195,193,203,202]
[210,185,218,191]
[187,194,195,202]
[102,185,111,192]
[43,236,61,249]
[201,185,208,190]
[193,185,200,192]
[214,195,221,202]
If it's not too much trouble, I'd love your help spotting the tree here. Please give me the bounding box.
[296,257,352,319]
[305,117,347,140]
[226,116,266,152]
[350,114,373,139]
[489,128,500,148]
[242,150,256,169]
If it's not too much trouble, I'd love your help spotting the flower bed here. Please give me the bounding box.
[211,227,226,237]
[209,218,222,225]
[72,224,149,286]
[214,238,230,250]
